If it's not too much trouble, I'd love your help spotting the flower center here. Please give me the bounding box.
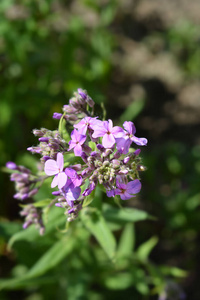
[120,188,126,194]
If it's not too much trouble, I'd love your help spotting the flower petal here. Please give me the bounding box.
[126,179,141,195]
[65,168,82,186]
[78,134,87,145]
[107,119,113,132]
[120,192,133,200]
[57,172,67,189]
[74,144,83,156]
[65,168,76,177]
[111,126,124,138]
[123,121,136,135]
[74,119,87,134]
[131,136,148,146]
[44,159,58,176]
[68,140,76,151]
[102,133,115,148]
[56,153,64,171]
[107,190,115,197]
[92,127,107,138]
[51,174,59,188]
[116,138,131,154]
[65,186,81,201]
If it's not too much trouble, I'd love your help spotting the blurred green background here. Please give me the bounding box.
[1,0,200,299]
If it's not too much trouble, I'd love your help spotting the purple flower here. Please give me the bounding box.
[65,168,82,187]
[68,129,86,156]
[106,189,115,198]
[78,88,87,100]
[92,119,124,148]
[53,113,62,120]
[115,177,141,200]
[74,117,99,135]
[82,181,96,196]
[6,161,17,170]
[116,121,147,154]
[44,152,67,189]
[62,179,81,202]
[78,88,94,107]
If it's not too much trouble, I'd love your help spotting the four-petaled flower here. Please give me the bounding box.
[116,121,148,154]
[92,119,124,148]
[74,117,100,135]
[115,177,142,200]
[44,153,67,189]
[68,129,87,156]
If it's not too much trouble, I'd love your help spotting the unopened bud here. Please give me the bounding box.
[112,159,120,168]
[137,165,147,171]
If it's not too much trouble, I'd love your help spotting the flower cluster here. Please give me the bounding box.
[6,162,44,200]
[27,129,68,163]
[20,204,45,235]
[6,89,147,232]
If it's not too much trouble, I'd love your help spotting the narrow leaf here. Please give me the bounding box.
[0,237,74,290]
[117,223,135,259]
[104,273,133,290]
[81,208,116,260]
[103,204,154,223]
[136,236,158,262]
[28,237,74,277]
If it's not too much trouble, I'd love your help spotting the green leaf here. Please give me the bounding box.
[27,237,74,277]
[0,222,22,240]
[81,208,116,260]
[161,266,187,278]
[33,198,52,207]
[0,237,74,290]
[104,273,133,290]
[136,236,158,262]
[117,223,135,259]
[103,204,154,223]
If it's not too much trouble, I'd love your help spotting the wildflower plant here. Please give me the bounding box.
[6,88,147,229]
[3,89,187,297]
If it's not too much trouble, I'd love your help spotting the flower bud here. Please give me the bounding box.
[112,159,120,168]
[123,156,130,164]
[6,162,17,170]
[53,113,62,119]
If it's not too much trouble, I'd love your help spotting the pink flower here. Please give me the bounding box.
[68,129,87,156]
[74,117,100,135]
[44,153,67,189]
[116,121,147,154]
[92,119,124,148]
